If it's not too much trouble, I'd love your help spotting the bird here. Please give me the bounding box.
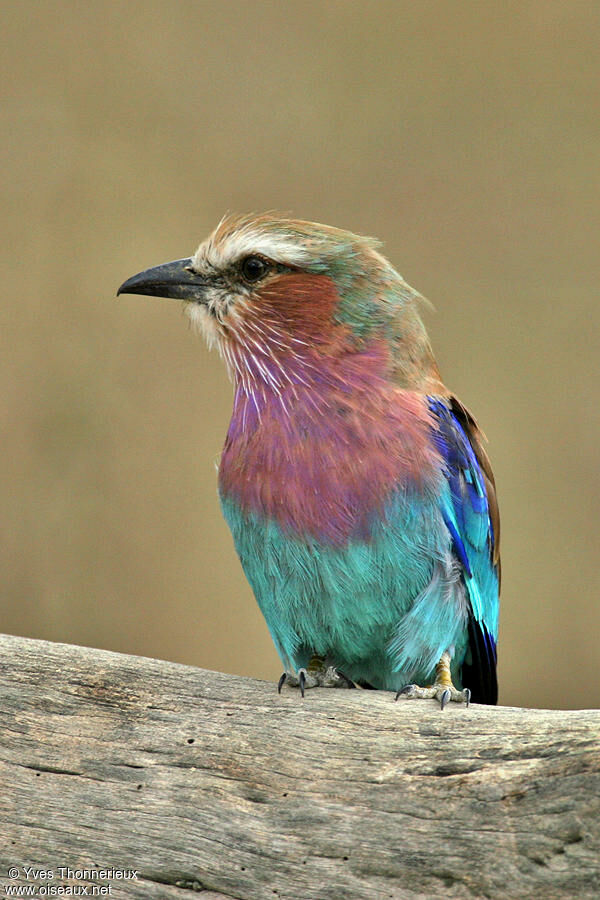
[118,213,500,707]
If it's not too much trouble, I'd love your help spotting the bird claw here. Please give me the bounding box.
[395,683,416,700]
[278,663,356,696]
[278,667,316,696]
[335,669,357,689]
[395,682,471,709]
[299,668,306,697]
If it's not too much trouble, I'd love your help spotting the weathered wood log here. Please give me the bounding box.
[0,633,598,899]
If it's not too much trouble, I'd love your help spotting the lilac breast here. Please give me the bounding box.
[218,346,442,546]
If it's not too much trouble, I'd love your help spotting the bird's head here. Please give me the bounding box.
[118,213,441,392]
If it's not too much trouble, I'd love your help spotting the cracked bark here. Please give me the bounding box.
[0,633,598,900]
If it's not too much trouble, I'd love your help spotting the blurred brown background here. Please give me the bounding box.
[2,1,598,709]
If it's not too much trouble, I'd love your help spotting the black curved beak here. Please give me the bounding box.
[117,258,208,302]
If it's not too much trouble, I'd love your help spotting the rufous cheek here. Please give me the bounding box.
[250,274,343,341]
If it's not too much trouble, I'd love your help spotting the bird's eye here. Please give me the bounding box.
[240,255,270,283]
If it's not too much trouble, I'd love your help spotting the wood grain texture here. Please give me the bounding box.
[0,633,598,900]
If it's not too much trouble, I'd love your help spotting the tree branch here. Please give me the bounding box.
[0,633,598,899]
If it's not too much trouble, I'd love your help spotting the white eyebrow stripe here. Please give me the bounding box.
[192,228,311,270]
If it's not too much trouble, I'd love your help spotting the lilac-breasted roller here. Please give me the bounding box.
[118,214,500,707]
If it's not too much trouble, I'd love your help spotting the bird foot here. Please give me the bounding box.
[396,682,471,710]
[394,649,471,710]
[277,657,355,697]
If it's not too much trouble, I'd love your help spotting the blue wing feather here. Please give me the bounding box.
[429,397,500,703]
